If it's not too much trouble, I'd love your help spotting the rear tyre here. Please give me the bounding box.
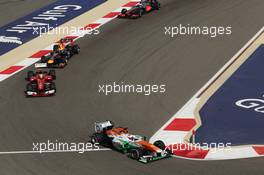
[73,45,80,54]
[121,9,127,14]
[90,133,104,144]
[41,56,48,63]
[48,70,56,80]
[153,140,166,150]
[154,2,161,10]
[27,71,34,80]
[53,45,59,52]
[65,45,74,56]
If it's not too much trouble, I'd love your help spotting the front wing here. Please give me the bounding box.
[138,152,171,163]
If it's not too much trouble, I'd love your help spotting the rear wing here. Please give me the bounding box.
[35,63,47,68]
[94,121,114,133]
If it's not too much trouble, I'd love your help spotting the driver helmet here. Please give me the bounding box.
[36,69,43,74]
[128,135,136,141]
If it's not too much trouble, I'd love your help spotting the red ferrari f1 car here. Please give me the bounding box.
[25,69,56,97]
[118,0,160,19]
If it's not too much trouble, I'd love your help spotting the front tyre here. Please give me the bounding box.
[26,83,34,91]
[50,82,56,92]
[153,140,166,150]
[128,149,143,160]
[58,58,68,68]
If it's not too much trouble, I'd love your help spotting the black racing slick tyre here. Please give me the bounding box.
[40,55,49,63]
[50,82,56,91]
[41,56,48,63]
[25,83,35,97]
[26,83,33,91]
[53,45,59,52]
[153,140,166,150]
[27,71,34,80]
[154,2,161,10]
[65,51,71,59]
[58,58,68,68]
[73,45,80,54]
[65,45,74,57]
[128,149,143,160]
[90,133,104,144]
[26,83,37,92]
[121,9,127,14]
[138,10,143,18]
[48,70,56,80]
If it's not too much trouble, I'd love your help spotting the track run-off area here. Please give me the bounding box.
[0,0,264,175]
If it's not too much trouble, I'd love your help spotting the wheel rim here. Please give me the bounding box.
[91,137,97,144]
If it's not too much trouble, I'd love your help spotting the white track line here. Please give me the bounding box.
[0,148,111,155]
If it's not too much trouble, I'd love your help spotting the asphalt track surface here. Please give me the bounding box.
[0,0,56,26]
[0,0,264,174]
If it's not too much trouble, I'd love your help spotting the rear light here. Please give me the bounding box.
[48,60,54,64]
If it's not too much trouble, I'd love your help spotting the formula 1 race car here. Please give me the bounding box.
[35,38,80,68]
[25,69,56,97]
[118,0,160,19]
[90,121,171,163]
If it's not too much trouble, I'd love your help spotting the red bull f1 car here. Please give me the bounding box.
[118,0,160,19]
[90,121,171,163]
[35,38,80,68]
[25,69,56,97]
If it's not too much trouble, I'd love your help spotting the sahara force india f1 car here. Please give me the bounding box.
[118,0,160,19]
[90,121,171,163]
[35,38,80,68]
[25,69,56,97]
